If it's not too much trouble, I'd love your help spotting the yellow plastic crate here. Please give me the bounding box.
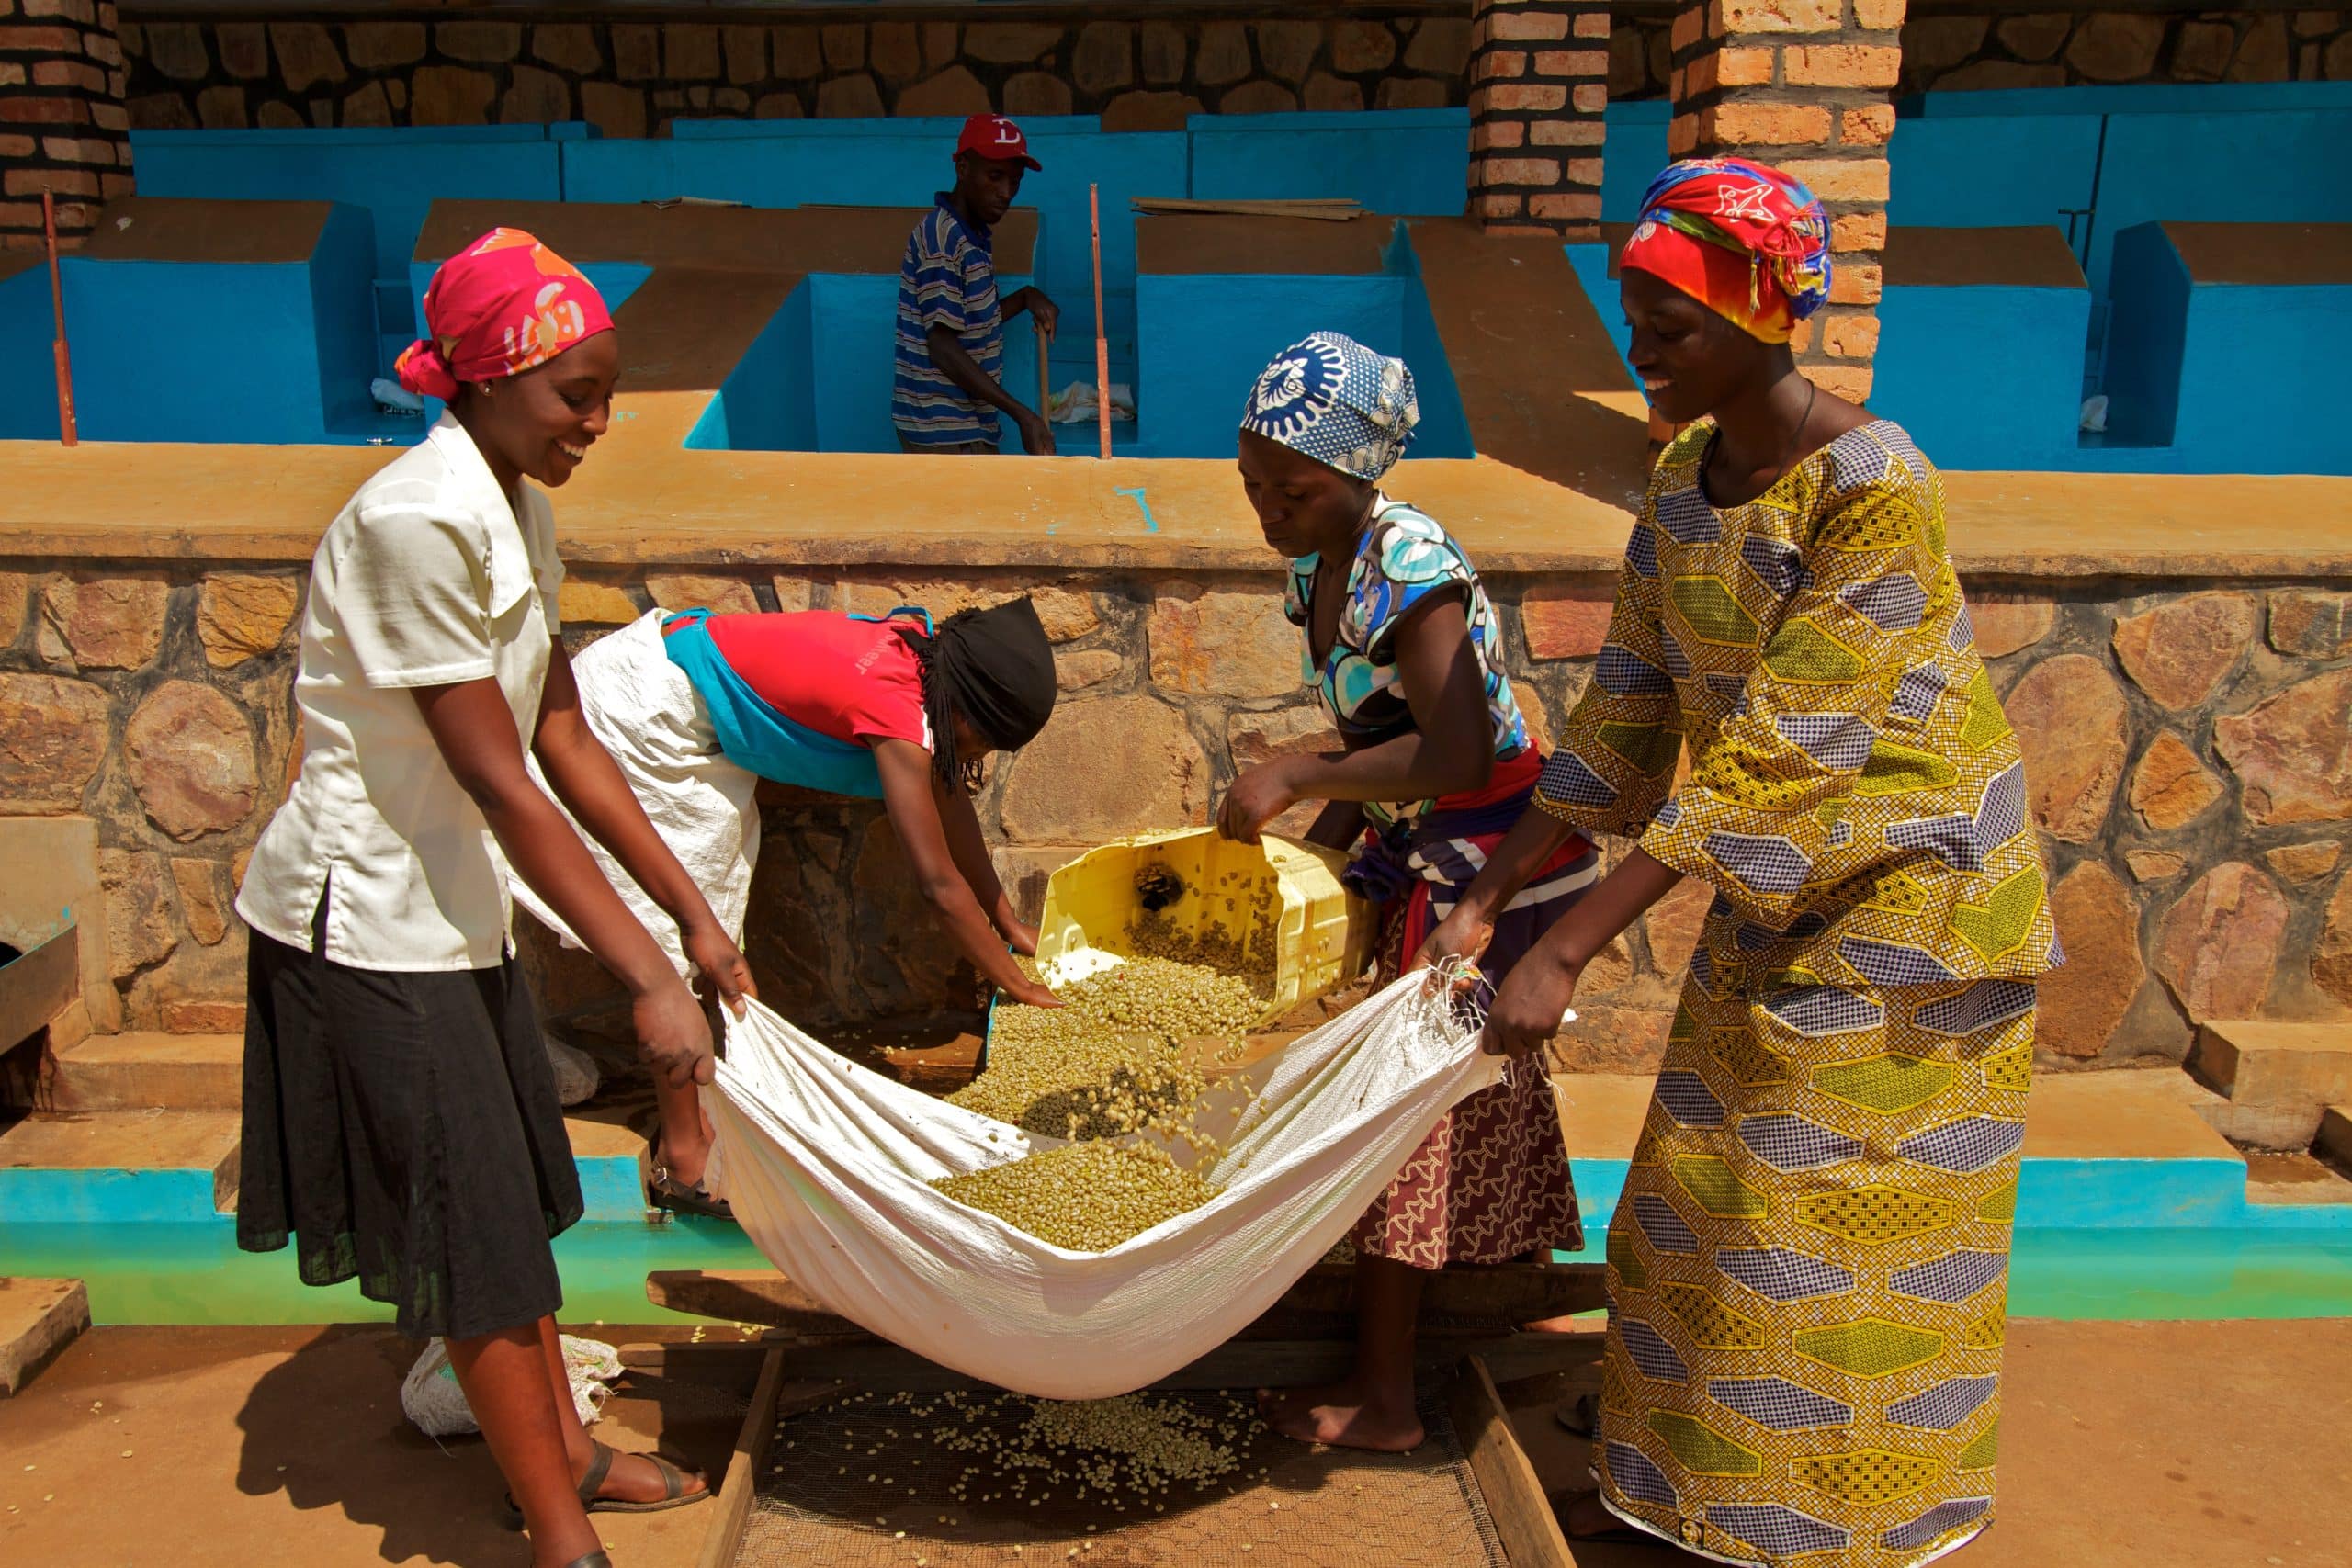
[1031,828,1376,1029]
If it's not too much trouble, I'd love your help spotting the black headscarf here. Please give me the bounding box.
[895,597,1058,789]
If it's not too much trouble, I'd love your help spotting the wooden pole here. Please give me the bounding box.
[1089,181,1109,461]
[42,190,76,447]
[1034,315,1051,434]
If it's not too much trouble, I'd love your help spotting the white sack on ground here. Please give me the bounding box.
[401,1335,623,1437]
[701,971,1504,1401]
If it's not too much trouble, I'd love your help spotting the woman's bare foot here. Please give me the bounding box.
[1553,1488,1646,1544]
[1256,1377,1424,1452]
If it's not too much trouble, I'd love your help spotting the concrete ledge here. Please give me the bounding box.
[40,1032,242,1114]
[2190,1019,2352,1105]
[2317,1105,2352,1171]
[1,441,2345,581]
[0,1112,242,1223]
[0,1278,89,1396]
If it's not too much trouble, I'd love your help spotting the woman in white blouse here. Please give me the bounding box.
[236,231,730,1568]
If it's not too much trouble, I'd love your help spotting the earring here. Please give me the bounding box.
[478,382,493,396]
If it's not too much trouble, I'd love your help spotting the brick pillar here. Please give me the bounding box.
[0,0,131,253]
[1667,0,1901,400]
[1466,0,1611,239]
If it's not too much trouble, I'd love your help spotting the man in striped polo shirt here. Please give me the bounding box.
[891,113,1061,455]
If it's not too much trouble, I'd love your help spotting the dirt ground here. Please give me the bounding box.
[0,1318,2345,1568]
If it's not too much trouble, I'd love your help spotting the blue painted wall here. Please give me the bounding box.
[1135,261,1472,462]
[2086,108,2352,299]
[61,202,379,445]
[1385,223,1476,460]
[2102,222,2351,474]
[2100,223,2192,449]
[685,282,815,452]
[1188,107,1467,214]
[1874,276,2090,470]
[1900,81,2352,118]
[0,265,61,441]
[558,123,1184,385]
[689,265,1039,454]
[132,127,570,287]
[1888,114,2101,247]
[1600,100,1671,222]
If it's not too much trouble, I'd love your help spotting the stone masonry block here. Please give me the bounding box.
[1491,10,1571,42]
[1778,157,1891,203]
[40,574,167,671]
[196,573,300,668]
[2005,653,2128,842]
[2155,863,2288,1021]
[1714,0,1845,37]
[1783,43,1903,85]
[1000,694,1208,844]
[124,681,260,842]
[2111,592,2257,711]
[1148,582,1299,699]
[1703,101,1833,145]
[0,671,107,810]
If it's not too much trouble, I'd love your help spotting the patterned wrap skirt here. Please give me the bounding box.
[1347,756,1600,1269]
[1594,967,2036,1568]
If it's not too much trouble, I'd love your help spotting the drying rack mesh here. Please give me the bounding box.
[735,1386,1510,1568]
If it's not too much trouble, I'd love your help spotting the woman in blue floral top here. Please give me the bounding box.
[1216,332,1600,1453]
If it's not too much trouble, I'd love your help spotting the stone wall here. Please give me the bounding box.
[1901,7,2351,92]
[4,553,2346,1072]
[114,11,1475,134]
[1612,7,2352,99]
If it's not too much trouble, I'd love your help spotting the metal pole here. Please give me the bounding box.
[1090,182,1109,462]
[42,190,76,447]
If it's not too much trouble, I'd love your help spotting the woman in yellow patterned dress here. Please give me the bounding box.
[1422,159,2058,1565]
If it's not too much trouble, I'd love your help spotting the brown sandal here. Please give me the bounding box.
[648,1140,735,1222]
[500,1440,710,1529]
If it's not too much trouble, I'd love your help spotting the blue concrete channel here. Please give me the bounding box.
[3,1149,2347,1327]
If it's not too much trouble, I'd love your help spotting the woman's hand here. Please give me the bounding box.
[998,916,1042,958]
[1216,761,1299,845]
[1001,976,1062,1010]
[681,919,755,1018]
[633,976,718,1089]
[1409,910,1494,976]
[1479,946,1583,1058]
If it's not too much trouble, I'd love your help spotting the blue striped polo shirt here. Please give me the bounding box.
[890,194,1002,448]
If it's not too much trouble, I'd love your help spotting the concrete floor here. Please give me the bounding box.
[0,1318,2344,1567]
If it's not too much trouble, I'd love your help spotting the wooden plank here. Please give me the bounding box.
[0,926,79,1055]
[694,1346,787,1568]
[1450,1354,1575,1568]
[648,1260,1606,1337]
[1131,199,1365,221]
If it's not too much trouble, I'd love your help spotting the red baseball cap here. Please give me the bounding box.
[956,113,1041,172]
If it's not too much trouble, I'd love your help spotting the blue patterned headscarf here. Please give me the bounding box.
[1238,332,1419,482]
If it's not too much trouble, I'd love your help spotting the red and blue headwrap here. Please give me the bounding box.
[1620,158,1832,344]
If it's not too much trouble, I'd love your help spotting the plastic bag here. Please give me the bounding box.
[702,971,1503,1400]
[401,1335,624,1438]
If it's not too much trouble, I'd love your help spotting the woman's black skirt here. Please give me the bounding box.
[237,910,585,1340]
